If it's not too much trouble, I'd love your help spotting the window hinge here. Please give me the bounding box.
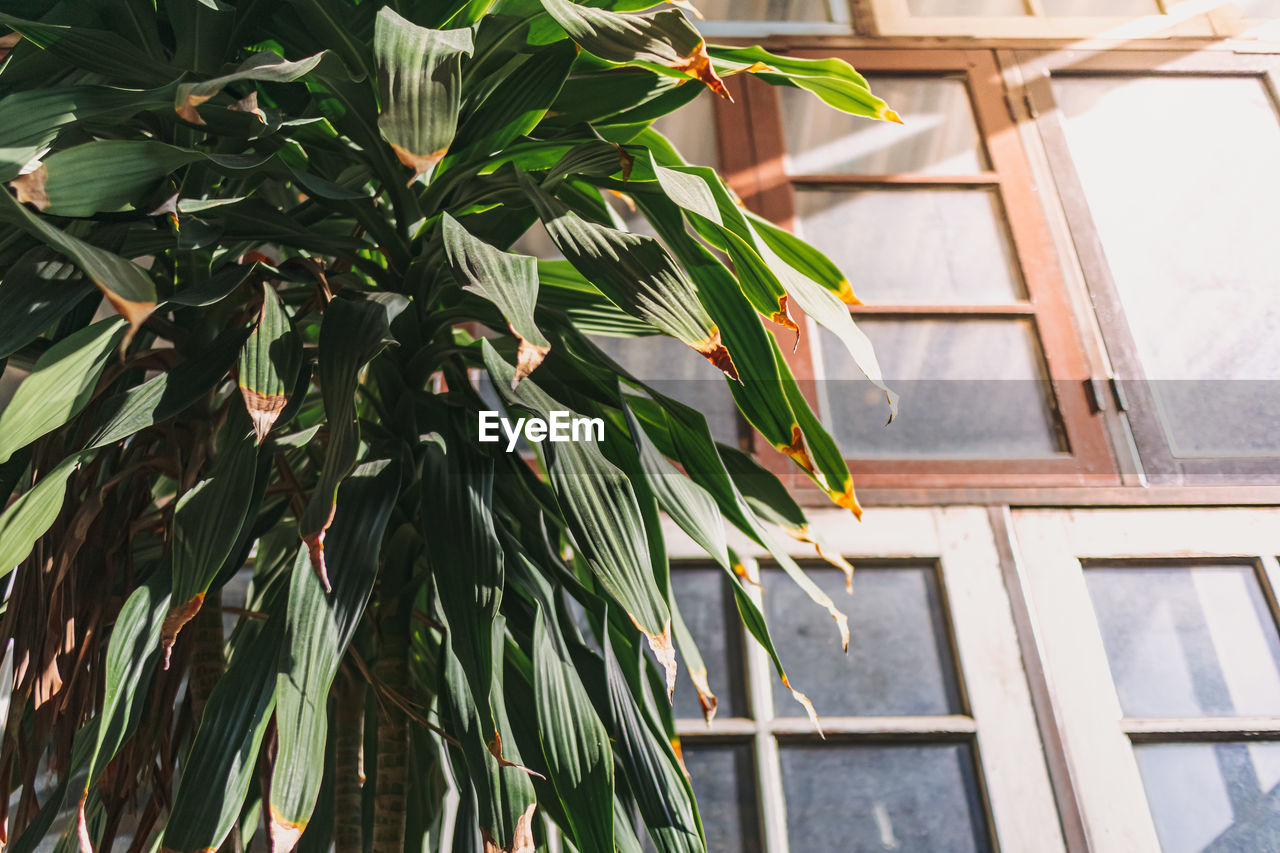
[1084,377,1109,414]
[1084,377,1130,414]
[1109,377,1130,413]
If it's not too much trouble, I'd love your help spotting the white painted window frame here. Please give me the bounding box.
[867,0,1278,39]
[664,506,1064,853]
[1010,507,1280,852]
[696,0,853,37]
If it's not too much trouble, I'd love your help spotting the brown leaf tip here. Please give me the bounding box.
[390,143,448,186]
[239,386,288,444]
[643,624,678,701]
[160,593,205,670]
[673,40,731,101]
[689,667,718,725]
[303,530,331,593]
[9,164,49,211]
[691,328,740,383]
[268,807,305,853]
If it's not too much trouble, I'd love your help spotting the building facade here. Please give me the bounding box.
[609,3,1280,852]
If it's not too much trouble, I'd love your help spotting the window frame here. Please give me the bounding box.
[866,0,1275,39]
[696,0,854,38]
[1010,507,1280,851]
[715,48,1118,493]
[665,506,1064,853]
[1020,49,1280,485]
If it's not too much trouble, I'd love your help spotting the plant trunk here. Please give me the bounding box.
[372,585,409,853]
[334,672,366,851]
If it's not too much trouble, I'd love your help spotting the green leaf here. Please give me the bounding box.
[373,8,474,183]
[162,614,285,853]
[518,173,734,380]
[0,453,83,580]
[237,284,301,443]
[0,189,157,332]
[602,628,704,853]
[442,212,550,385]
[162,424,258,662]
[0,251,94,360]
[709,45,900,122]
[450,39,576,158]
[533,608,614,853]
[422,427,503,739]
[8,140,202,217]
[298,291,406,589]
[747,209,861,306]
[85,328,247,449]
[271,459,399,849]
[539,0,727,97]
[439,617,538,853]
[0,13,179,86]
[0,316,126,465]
[174,49,333,124]
[482,340,672,662]
[84,570,171,793]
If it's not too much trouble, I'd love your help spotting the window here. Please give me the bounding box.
[694,0,853,37]
[1025,50,1280,484]
[719,50,1115,491]
[868,0,1280,39]
[1013,508,1280,851]
[663,507,1062,852]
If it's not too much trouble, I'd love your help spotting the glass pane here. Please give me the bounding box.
[1085,563,1280,717]
[782,76,988,175]
[908,0,1027,16]
[762,565,962,716]
[1237,0,1280,17]
[698,0,832,21]
[817,318,1065,458]
[794,189,1024,303]
[671,568,747,719]
[1041,0,1159,14]
[1054,75,1280,458]
[779,743,992,852]
[683,744,763,853]
[1135,742,1280,853]
[652,91,720,169]
[591,335,740,446]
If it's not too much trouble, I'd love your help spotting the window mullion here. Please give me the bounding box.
[739,554,792,853]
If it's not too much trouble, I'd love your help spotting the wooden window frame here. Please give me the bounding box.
[1020,49,1280,485]
[866,0,1272,39]
[716,48,1118,493]
[1011,507,1280,851]
[664,506,1065,853]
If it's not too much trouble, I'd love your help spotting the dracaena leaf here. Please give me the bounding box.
[0,251,94,359]
[0,189,157,333]
[439,616,538,853]
[442,213,550,386]
[174,50,332,124]
[0,13,180,86]
[601,629,705,853]
[450,39,576,158]
[7,141,202,217]
[373,8,474,183]
[271,459,399,849]
[237,284,302,444]
[518,173,736,380]
[709,45,901,123]
[539,0,726,98]
[0,316,127,465]
[482,340,672,659]
[298,291,406,589]
[532,608,614,853]
[0,452,84,581]
[162,614,285,853]
[421,428,503,736]
[161,423,259,662]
